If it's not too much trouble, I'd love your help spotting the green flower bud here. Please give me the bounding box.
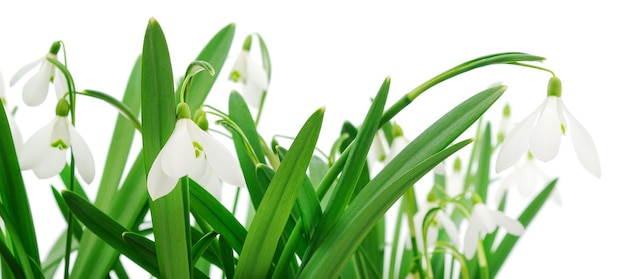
[176,102,191,119]
[49,41,61,55]
[427,189,437,202]
[391,122,404,138]
[242,34,253,51]
[547,76,562,97]
[193,109,209,131]
[55,99,70,117]
[502,103,511,117]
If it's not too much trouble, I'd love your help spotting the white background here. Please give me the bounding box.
[1,1,624,278]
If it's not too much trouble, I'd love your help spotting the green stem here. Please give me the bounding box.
[387,198,406,279]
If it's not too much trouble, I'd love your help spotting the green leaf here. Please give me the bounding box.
[190,232,218,266]
[141,17,190,279]
[218,235,235,279]
[62,190,160,277]
[228,91,267,209]
[299,85,506,278]
[189,181,247,253]
[0,236,26,279]
[0,102,40,267]
[235,108,324,279]
[475,122,492,203]
[312,77,389,245]
[488,179,558,276]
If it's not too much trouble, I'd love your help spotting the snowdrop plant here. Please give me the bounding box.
[0,17,598,279]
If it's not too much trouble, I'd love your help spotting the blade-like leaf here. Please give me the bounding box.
[235,108,324,279]
[488,179,558,275]
[0,102,40,266]
[300,85,506,277]
[141,17,190,279]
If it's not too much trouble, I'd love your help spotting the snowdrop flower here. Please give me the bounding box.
[494,152,562,206]
[414,192,459,254]
[463,203,524,259]
[147,103,246,200]
[229,38,269,109]
[495,77,601,178]
[10,41,68,106]
[19,99,95,183]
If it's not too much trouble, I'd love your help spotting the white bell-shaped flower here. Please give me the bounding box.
[414,198,459,254]
[147,104,245,200]
[10,42,68,106]
[229,50,269,109]
[1,71,23,151]
[463,203,524,259]
[495,77,600,178]
[19,99,95,183]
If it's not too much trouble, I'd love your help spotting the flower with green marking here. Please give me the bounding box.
[495,76,601,178]
[229,48,268,109]
[147,103,246,200]
[463,203,524,259]
[19,99,95,183]
[9,41,68,106]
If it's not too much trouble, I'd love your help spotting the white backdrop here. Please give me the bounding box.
[1,1,624,278]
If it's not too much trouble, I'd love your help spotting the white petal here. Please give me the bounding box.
[517,160,539,198]
[241,58,268,109]
[9,58,43,86]
[490,209,524,236]
[0,71,6,97]
[494,171,515,205]
[68,122,96,184]
[22,62,53,106]
[474,204,497,233]
[495,101,544,172]
[530,97,561,162]
[32,148,66,179]
[147,150,179,200]
[19,118,56,169]
[463,217,480,259]
[229,51,248,83]
[562,104,601,178]
[196,172,222,201]
[161,120,195,178]
[6,113,23,154]
[195,128,245,187]
[54,68,69,99]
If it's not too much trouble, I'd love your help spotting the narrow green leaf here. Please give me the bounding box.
[299,139,472,278]
[141,17,190,279]
[235,108,324,279]
[62,190,159,276]
[488,179,558,275]
[0,203,35,279]
[219,235,235,279]
[0,237,26,279]
[189,181,247,253]
[50,186,83,240]
[190,232,218,266]
[79,89,142,133]
[122,232,210,279]
[313,77,389,245]
[475,122,492,202]
[0,103,40,266]
[300,85,506,277]
[228,91,267,209]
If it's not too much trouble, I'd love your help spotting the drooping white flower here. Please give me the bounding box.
[19,100,95,183]
[9,42,68,106]
[494,152,562,206]
[147,107,246,201]
[463,203,524,259]
[229,50,269,109]
[414,199,459,254]
[495,77,600,178]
